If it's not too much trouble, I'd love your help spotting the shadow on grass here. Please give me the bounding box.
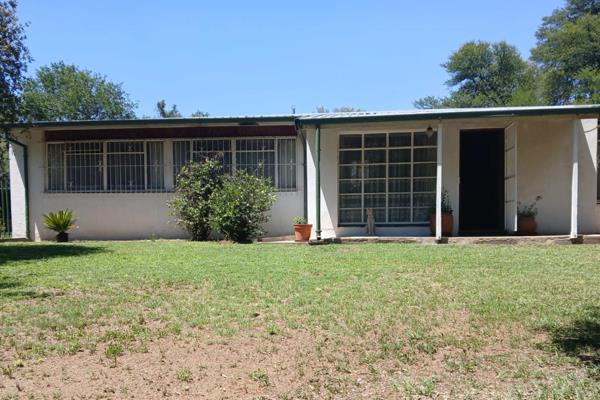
[0,243,106,265]
[0,244,107,299]
[547,306,600,366]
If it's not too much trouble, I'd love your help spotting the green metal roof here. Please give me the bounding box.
[297,105,600,125]
[6,114,297,128]
[5,105,600,129]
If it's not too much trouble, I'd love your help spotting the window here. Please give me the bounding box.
[236,138,275,184]
[172,137,297,191]
[338,132,437,225]
[46,141,165,192]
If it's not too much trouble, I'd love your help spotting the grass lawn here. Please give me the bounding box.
[1,241,599,399]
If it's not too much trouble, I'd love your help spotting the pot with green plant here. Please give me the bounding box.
[517,196,542,235]
[43,209,77,242]
[430,189,453,237]
[293,216,312,242]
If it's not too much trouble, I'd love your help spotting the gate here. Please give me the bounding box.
[0,176,11,239]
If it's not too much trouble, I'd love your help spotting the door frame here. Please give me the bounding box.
[458,128,505,235]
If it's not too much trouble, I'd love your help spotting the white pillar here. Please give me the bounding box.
[9,143,28,238]
[435,123,443,241]
[570,120,579,239]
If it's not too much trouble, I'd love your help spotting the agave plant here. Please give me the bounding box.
[43,210,76,234]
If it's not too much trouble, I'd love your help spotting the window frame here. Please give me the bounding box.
[338,130,437,226]
[45,139,166,193]
[171,136,298,192]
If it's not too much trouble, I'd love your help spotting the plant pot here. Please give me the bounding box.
[517,216,537,235]
[430,213,453,237]
[294,224,312,242]
[56,232,69,242]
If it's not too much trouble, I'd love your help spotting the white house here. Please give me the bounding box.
[6,105,600,241]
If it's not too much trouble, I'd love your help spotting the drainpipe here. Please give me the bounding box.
[315,124,321,240]
[295,120,308,221]
[2,131,30,239]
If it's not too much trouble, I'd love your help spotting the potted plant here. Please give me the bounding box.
[293,216,312,242]
[430,189,453,237]
[43,209,77,242]
[517,196,542,235]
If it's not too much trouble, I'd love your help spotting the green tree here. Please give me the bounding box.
[191,110,209,117]
[531,0,600,104]
[415,41,541,109]
[156,99,182,118]
[22,62,136,121]
[0,0,31,179]
[315,106,363,113]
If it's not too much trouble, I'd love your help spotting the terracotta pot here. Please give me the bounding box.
[430,213,453,237]
[56,232,69,242]
[294,224,312,242]
[517,216,537,235]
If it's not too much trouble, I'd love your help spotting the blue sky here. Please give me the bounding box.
[20,0,563,117]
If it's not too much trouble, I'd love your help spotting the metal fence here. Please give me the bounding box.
[0,176,11,239]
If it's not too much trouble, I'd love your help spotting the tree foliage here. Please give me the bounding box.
[0,0,30,179]
[415,41,540,109]
[21,62,136,121]
[315,106,363,113]
[0,0,30,125]
[191,110,209,117]
[156,100,182,118]
[531,0,600,104]
[209,171,276,243]
[168,160,225,241]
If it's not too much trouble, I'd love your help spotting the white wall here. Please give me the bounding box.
[304,117,599,237]
[17,128,304,241]
[8,142,27,238]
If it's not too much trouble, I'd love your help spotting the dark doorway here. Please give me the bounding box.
[459,130,504,235]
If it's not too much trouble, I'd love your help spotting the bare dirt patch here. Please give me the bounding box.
[0,325,589,399]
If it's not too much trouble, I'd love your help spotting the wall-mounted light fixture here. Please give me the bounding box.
[425,125,434,138]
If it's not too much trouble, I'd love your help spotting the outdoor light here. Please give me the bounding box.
[425,125,434,138]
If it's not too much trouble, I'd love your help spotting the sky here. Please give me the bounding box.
[19,0,564,117]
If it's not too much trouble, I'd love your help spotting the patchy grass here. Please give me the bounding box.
[0,241,600,398]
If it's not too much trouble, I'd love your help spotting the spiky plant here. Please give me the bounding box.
[43,210,76,233]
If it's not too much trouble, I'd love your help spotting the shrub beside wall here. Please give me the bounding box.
[168,160,224,241]
[169,161,277,242]
[209,171,276,243]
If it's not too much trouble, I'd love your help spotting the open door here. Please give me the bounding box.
[459,129,505,235]
[504,124,518,233]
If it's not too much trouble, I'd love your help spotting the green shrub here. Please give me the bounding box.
[43,209,76,233]
[168,160,224,241]
[209,171,276,242]
[293,216,307,225]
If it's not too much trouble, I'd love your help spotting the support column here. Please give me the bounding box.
[435,123,443,242]
[570,119,579,239]
[315,125,321,240]
[513,125,519,233]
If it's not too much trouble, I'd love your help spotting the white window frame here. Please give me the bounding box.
[45,139,166,193]
[338,131,437,226]
[171,136,298,192]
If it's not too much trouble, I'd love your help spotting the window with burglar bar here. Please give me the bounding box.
[338,131,437,225]
[172,137,297,191]
[46,141,165,193]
